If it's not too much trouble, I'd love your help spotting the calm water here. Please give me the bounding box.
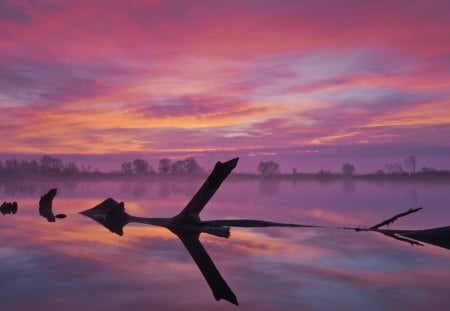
[0,178,449,310]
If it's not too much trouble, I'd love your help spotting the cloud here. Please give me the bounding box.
[3,1,449,60]
[0,58,115,107]
[0,0,31,26]
[0,0,448,169]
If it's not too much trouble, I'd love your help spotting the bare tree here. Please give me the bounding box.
[39,155,63,175]
[257,161,280,176]
[375,169,385,175]
[184,157,203,175]
[64,162,80,175]
[132,158,150,174]
[159,158,172,174]
[404,155,417,174]
[170,160,186,175]
[384,162,404,174]
[28,160,39,174]
[160,157,203,175]
[2,158,19,175]
[121,162,132,174]
[81,165,92,173]
[318,169,331,175]
[420,166,435,173]
[341,163,355,176]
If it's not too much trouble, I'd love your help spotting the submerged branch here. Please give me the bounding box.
[369,207,423,230]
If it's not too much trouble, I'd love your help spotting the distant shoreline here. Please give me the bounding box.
[1,171,449,182]
[2,155,449,182]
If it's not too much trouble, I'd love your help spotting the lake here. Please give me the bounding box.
[0,178,449,310]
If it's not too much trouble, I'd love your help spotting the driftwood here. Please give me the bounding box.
[369,207,423,230]
[342,207,450,250]
[80,158,325,305]
[1,201,18,215]
[39,188,67,222]
[80,157,450,305]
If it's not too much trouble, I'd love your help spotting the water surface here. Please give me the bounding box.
[0,178,449,310]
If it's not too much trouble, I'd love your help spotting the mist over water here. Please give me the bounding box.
[0,179,449,310]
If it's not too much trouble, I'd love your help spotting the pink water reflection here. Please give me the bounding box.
[0,179,449,310]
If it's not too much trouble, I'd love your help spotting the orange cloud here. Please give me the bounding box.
[0,0,449,160]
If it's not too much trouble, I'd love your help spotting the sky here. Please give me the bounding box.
[0,0,449,173]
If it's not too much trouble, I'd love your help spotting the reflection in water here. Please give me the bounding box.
[392,227,450,250]
[257,179,280,196]
[81,158,450,306]
[0,180,80,196]
[342,180,355,194]
[364,208,450,250]
[349,207,450,250]
[158,181,171,198]
[120,181,150,198]
[38,188,67,222]
[81,158,319,305]
[156,180,201,199]
[1,165,450,309]
[81,159,242,304]
[0,181,40,196]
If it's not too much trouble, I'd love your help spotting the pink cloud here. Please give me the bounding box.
[2,1,448,60]
[0,0,449,169]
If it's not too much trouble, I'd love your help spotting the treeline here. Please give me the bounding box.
[119,157,203,176]
[1,154,449,180]
[255,155,450,179]
[0,155,84,177]
[0,155,205,178]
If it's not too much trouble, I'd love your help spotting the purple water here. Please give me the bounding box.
[0,178,449,310]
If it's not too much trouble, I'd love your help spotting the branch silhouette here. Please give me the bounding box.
[39,188,67,222]
[80,158,327,305]
[342,207,450,250]
[1,201,18,215]
[79,157,450,305]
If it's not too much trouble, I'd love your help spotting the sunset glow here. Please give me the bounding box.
[1,0,449,171]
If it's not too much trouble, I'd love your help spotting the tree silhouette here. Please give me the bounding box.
[404,155,417,174]
[257,161,280,176]
[132,159,150,174]
[0,156,77,176]
[170,160,186,175]
[121,162,132,174]
[64,162,79,175]
[342,163,355,176]
[184,157,203,175]
[162,157,204,175]
[159,158,172,174]
[39,155,63,175]
[4,158,19,173]
[384,162,404,174]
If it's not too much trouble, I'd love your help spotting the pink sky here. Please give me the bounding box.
[1,0,449,172]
